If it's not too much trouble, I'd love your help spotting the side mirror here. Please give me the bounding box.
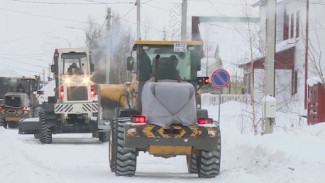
[197,77,209,85]
[90,63,95,73]
[51,64,56,73]
[127,56,134,71]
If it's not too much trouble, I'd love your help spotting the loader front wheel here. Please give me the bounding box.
[197,127,221,178]
[109,120,116,172]
[39,111,52,144]
[99,131,109,142]
[187,153,198,173]
[115,117,137,176]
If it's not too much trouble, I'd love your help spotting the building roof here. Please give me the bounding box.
[252,0,266,7]
[252,0,288,7]
[238,46,295,70]
[133,40,203,46]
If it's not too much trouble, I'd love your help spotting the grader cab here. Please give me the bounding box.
[19,48,109,143]
[108,40,221,178]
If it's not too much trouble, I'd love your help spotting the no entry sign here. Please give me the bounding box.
[211,69,230,88]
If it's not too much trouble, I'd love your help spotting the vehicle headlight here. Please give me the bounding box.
[65,78,71,84]
[83,77,90,83]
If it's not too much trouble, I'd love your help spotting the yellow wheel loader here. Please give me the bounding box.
[106,40,221,178]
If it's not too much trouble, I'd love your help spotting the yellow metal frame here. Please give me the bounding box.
[5,116,20,122]
[148,145,192,158]
[133,40,203,50]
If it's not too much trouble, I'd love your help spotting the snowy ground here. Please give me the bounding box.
[1,101,325,183]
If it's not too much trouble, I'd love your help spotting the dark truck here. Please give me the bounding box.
[0,76,41,128]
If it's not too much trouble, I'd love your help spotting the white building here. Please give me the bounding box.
[239,0,325,116]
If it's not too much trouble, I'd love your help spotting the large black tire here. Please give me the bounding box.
[39,111,52,144]
[197,127,221,178]
[33,107,42,118]
[92,131,99,138]
[109,120,116,172]
[99,131,109,142]
[187,153,198,173]
[7,122,18,128]
[0,118,7,129]
[115,117,137,176]
[34,133,40,139]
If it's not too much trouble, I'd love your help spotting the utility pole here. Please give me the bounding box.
[181,0,187,40]
[136,0,141,40]
[48,64,51,81]
[106,7,111,84]
[42,69,45,82]
[263,0,276,134]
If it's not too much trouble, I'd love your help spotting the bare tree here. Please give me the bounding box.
[240,0,261,134]
[109,14,135,84]
[142,17,152,40]
[308,27,325,85]
[83,13,134,84]
[85,16,103,50]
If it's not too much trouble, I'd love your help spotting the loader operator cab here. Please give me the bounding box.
[131,41,202,82]
[127,40,204,110]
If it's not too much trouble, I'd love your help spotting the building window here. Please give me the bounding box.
[291,13,294,38]
[243,68,252,94]
[283,9,289,40]
[296,11,300,38]
[292,70,298,95]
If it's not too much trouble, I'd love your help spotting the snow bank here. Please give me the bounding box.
[307,76,324,86]
[0,100,324,183]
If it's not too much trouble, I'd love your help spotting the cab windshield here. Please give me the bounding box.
[137,45,200,81]
[60,52,89,75]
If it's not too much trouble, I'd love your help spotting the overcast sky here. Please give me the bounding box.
[0,0,258,78]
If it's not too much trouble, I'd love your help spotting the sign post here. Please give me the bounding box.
[211,69,230,124]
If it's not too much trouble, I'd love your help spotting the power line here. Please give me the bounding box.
[113,16,164,33]
[0,7,95,24]
[143,3,169,13]
[0,29,59,45]
[0,53,47,56]
[119,4,136,19]
[10,0,134,5]
[207,0,227,16]
[0,55,48,69]
[0,61,42,74]
[142,0,155,4]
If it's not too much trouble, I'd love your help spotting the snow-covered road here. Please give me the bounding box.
[1,102,325,183]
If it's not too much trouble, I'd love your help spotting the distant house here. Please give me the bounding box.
[193,16,259,95]
[239,0,325,115]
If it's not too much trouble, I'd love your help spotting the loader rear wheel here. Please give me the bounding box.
[186,153,198,173]
[0,117,7,129]
[197,127,221,178]
[39,111,52,144]
[1,118,7,129]
[34,133,40,139]
[109,119,116,172]
[115,117,137,176]
[99,131,109,142]
[8,122,18,128]
[33,107,42,118]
